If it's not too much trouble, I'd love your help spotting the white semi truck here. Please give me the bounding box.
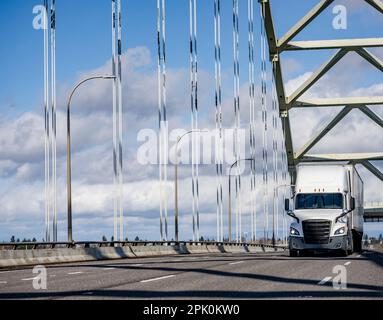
[285,163,364,257]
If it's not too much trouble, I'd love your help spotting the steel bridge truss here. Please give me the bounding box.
[261,0,383,184]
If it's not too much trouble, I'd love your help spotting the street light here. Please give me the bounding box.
[174,130,208,242]
[228,158,254,243]
[66,75,116,242]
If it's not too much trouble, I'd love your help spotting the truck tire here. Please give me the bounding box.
[347,232,354,255]
[352,230,362,253]
[289,250,298,257]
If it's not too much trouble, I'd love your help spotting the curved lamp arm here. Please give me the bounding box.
[66,75,116,242]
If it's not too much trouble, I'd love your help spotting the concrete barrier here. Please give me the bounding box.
[0,247,136,268]
[206,245,225,254]
[0,244,287,268]
[223,245,246,253]
[247,246,265,253]
[129,245,180,257]
[183,244,209,254]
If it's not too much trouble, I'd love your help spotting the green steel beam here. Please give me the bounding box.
[292,96,383,108]
[278,0,335,49]
[365,0,383,14]
[283,38,383,51]
[360,160,383,181]
[359,105,383,128]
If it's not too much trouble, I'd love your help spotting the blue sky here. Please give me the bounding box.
[0,0,382,241]
[2,0,382,115]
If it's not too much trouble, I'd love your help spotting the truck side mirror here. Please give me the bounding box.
[350,197,355,211]
[284,199,290,211]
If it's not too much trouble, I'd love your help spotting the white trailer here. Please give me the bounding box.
[285,163,364,256]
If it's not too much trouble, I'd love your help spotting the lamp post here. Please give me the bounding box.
[228,158,254,243]
[66,75,116,242]
[174,130,208,242]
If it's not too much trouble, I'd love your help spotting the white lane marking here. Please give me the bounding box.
[318,276,332,285]
[229,261,244,265]
[131,264,143,267]
[67,272,83,275]
[344,261,351,266]
[0,270,18,274]
[0,281,7,284]
[21,277,37,281]
[103,267,116,270]
[140,275,175,283]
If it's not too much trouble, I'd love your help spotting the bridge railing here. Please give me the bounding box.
[0,241,287,251]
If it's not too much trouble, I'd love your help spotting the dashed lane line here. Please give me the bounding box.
[344,261,351,266]
[140,275,175,283]
[229,261,244,265]
[21,277,38,281]
[67,272,83,275]
[318,276,332,285]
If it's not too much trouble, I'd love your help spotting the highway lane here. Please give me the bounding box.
[0,251,382,300]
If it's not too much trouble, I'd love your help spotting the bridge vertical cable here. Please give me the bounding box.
[117,0,124,241]
[111,0,118,241]
[214,0,224,242]
[260,3,269,243]
[232,0,242,243]
[43,0,51,242]
[42,0,57,242]
[50,0,57,242]
[190,0,200,242]
[157,0,168,241]
[248,0,257,243]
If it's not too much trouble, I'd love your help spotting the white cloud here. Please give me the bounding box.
[0,44,382,241]
[0,112,44,163]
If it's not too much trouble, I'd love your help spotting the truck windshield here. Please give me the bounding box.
[295,193,343,210]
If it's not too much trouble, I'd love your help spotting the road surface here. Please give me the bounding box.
[0,251,382,299]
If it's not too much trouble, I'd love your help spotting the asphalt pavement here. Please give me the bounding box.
[0,250,382,300]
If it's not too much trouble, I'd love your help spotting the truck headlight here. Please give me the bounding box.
[290,227,300,236]
[334,227,346,235]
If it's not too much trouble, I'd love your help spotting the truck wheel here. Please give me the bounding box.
[353,231,362,253]
[289,250,298,257]
[347,233,354,255]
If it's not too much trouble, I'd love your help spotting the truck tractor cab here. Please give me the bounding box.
[285,164,364,257]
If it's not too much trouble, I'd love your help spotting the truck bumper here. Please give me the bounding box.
[289,236,348,251]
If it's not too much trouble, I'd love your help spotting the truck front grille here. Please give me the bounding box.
[302,220,331,244]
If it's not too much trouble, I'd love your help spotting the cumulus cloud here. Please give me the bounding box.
[1,40,382,241]
[0,112,44,164]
